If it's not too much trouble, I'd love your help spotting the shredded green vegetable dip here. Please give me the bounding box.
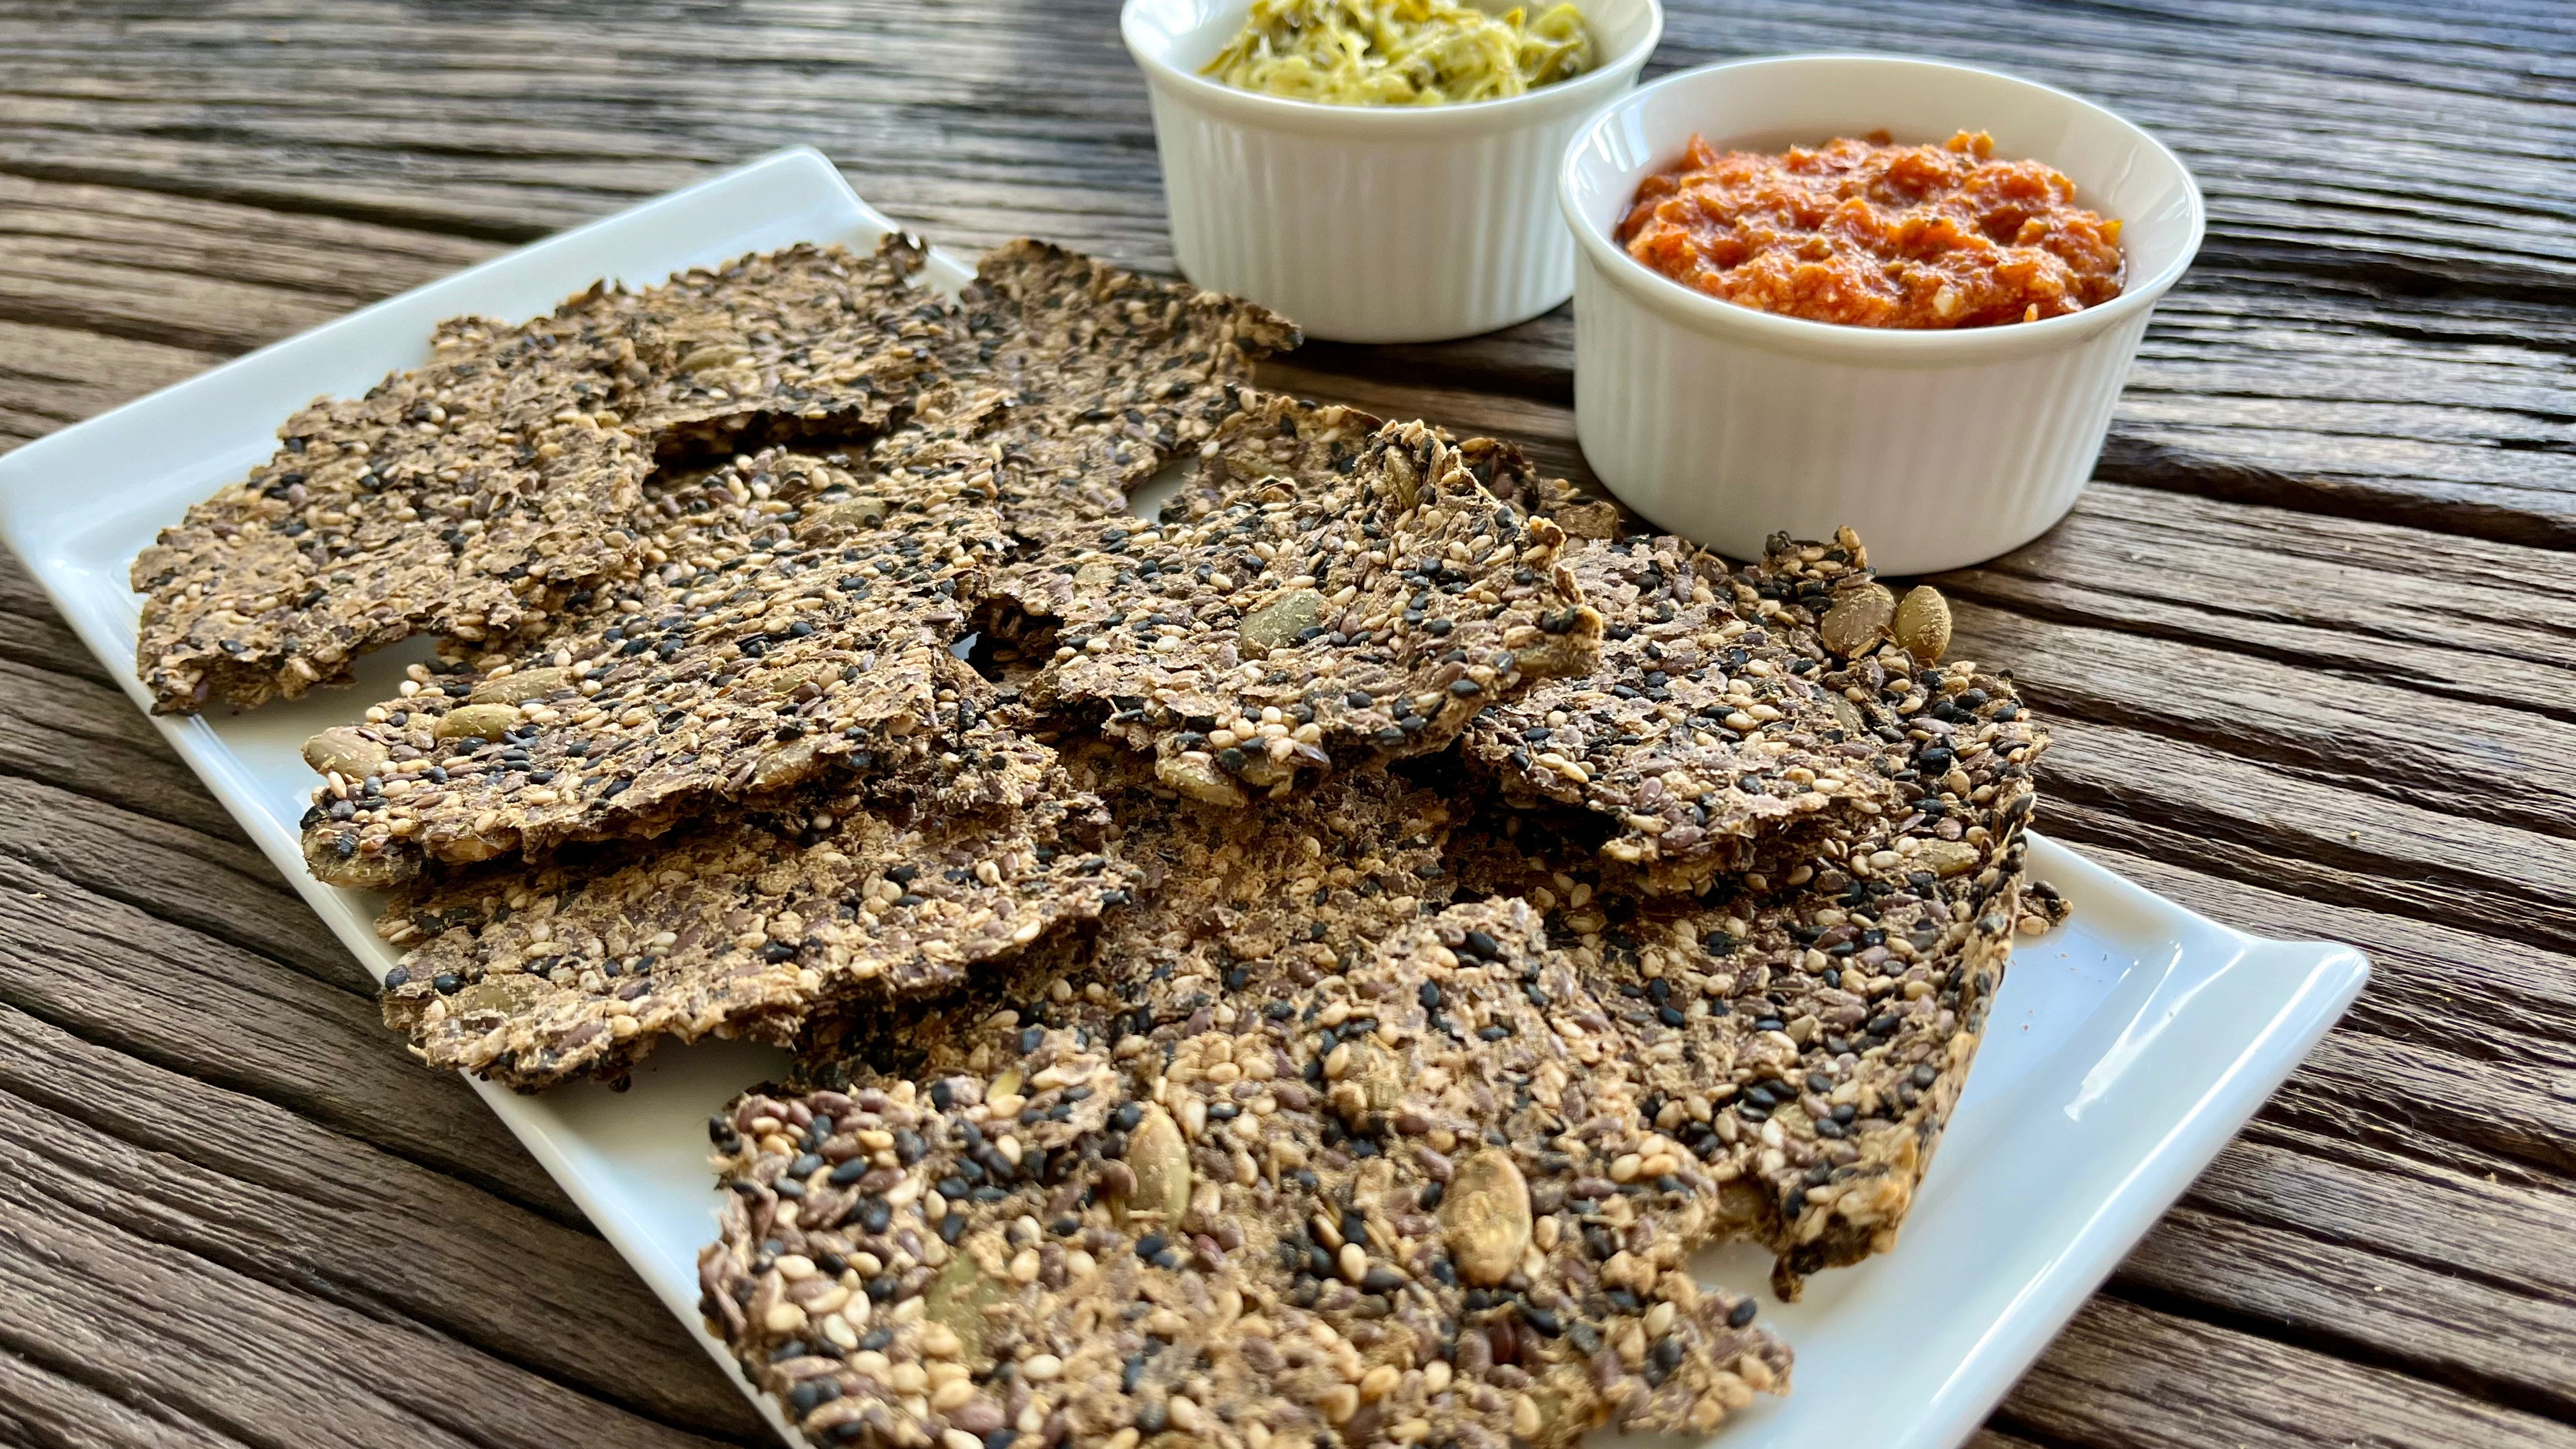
[1201,0,1596,106]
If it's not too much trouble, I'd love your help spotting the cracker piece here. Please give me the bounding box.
[922,238,1311,672]
[1024,401,1604,805]
[1454,435,1634,541]
[1460,644,2047,1296]
[959,240,1300,538]
[982,389,1383,644]
[299,422,1014,887]
[131,238,947,717]
[2020,878,2072,933]
[788,757,1459,1073]
[616,240,955,457]
[132,312,651,713]
[374,764,1138,1089]
[1462,530,1897,894]
[293,240,1300,885]
[701,878,1792,1449]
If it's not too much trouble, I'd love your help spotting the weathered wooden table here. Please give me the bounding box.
[1,1,2570,1445]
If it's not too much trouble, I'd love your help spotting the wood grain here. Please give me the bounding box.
[0,1347,248,1449]
[0,0,2570,537]
[0,849,578,1220]
[0,1153,738,1449]
[0,1005,766,1443]
[0,0,2570,1445]
[0,656,243,842]
[0,772,347,984]
[1998,1295,2576,1449]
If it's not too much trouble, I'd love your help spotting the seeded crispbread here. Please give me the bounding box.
[148,222,2074,1436]
[1025,401,1604,805]
[132,238,948,716]
[295,424,1014,887]
[132,318,651,713]
[616,240,956,456]
[295,240,1300,885]
[958,240,1301,538]
[375,756,1139,1089]
[1452,433,1633,543]
[982,391,1386,665]
[701,779,1790,1449]
[1458,623,2047,1294]
[896,244,1309,671]
[1462,529,1900,894]
[785,749,1455,1071]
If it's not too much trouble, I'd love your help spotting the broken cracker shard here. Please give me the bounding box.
[132,240,953,716]
[136,231,2050,1447]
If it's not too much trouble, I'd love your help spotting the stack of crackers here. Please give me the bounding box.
[135,236,2056,1449]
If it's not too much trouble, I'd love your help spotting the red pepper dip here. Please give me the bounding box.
[1616,130,2125,328]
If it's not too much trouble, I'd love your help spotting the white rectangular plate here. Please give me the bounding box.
[0,148,2368,1449]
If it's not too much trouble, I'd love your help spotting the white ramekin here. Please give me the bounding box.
[1124,0,1661,344]
[1559,55,2205,575]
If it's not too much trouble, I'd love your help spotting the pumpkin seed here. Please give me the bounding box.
[301,725,389,779]
[1330,1040,1404,1122]
[675,341,750,373]
[1915,838,1980,878]
[469,667,569,706]
[747,737,820,793]
[1440,1149,1532,1286]
[1237,588,1326,656]
[923,1252,1004,1362]
[1819,582,1897,658]
[451,972,552,1019]
[300,828,406,890]
[1382,446,1419,512]
[1893,585,1951,664]
[1154,752,1248,808]
[1121,1104,1192,1225]
[794,496,890,543]
[433,702,522,741]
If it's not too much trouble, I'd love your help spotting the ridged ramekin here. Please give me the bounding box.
[1559,55,2205,575]
[1124,0,1661,343]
